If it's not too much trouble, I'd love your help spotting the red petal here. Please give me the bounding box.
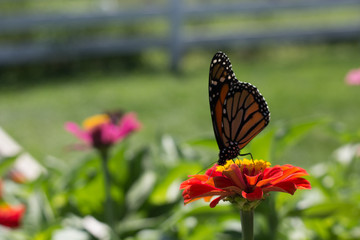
[258,165,309,187]
[242,187,263,201]
[180,173,218,189]
[257,167,283,187]
[205,165,223,177]
[291,178,311,189]
[270,165,308,185]
[221,185,243,195]
[213,176,235,188]
[260,165,311,195]
[210,197,222,208]
[181,179,230,205]
[263,181,297,194]
[263,167,283,179]
[0,205,25,228]
[182,184,218,199]
[180,178,202,189]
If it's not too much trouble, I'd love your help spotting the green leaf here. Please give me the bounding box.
[71,173,104,215]
[186,138,218,150]
[0,155,18,176]
[108,146,128,185]
[275,119,326,157]
[124,148,149,193]
[288,202,358,218]
[183,205,237,220]
[126,171,157,212]
[57,155,97,192]
[52,228,90,240]
[117,216,164,235]
[25,190,56,231]
[149,162,202,205]
[246,128,276,161]
[32,224,62,240]
[188,223,221,240]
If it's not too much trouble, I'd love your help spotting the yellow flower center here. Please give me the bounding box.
[216,158,271,173]
[82,114,111,130]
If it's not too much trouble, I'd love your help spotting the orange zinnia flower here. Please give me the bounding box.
[180,159,311,208]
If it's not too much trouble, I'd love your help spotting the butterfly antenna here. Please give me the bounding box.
[207,166,216,180]
[195,160,217,176]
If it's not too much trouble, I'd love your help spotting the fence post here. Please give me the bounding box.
[169,0,183,72]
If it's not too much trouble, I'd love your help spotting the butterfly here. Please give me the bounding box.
[209,51,270,165]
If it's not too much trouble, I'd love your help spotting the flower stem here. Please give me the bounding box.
[240,209,254,240]
[99,149,114,228]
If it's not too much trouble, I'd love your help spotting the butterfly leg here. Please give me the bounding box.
[239,152,253,160]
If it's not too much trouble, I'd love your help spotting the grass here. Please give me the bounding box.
[0,43,359,167]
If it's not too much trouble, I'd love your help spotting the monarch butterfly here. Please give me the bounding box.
[209,51,270,165]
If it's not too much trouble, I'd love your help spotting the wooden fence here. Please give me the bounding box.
[0,0,360,70]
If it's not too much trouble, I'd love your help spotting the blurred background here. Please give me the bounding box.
[0,0,360,239]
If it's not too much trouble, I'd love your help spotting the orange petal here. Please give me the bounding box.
[223,164,247,189]
[245,172,262,186]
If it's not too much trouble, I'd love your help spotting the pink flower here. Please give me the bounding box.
[65,112,141,150]
[345,68,360,85]
[0,204,25,228]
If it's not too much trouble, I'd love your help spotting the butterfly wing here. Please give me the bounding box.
[209,52,235,151]
[209,52,270,164]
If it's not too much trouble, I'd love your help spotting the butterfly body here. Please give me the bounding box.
[209,52,270,165]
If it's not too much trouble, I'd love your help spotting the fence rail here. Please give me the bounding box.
[0,0,360,69]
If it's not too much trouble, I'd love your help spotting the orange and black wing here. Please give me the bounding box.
[209,52,270,165]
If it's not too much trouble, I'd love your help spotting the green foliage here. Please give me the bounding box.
[1,50,360,239]
[1,117,360,239]
[0,155,18,176]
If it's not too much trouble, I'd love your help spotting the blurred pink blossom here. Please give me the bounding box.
[65,112,141,150]
[345,68,360,85]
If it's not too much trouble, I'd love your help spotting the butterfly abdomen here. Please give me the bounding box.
[218,143,240,165]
